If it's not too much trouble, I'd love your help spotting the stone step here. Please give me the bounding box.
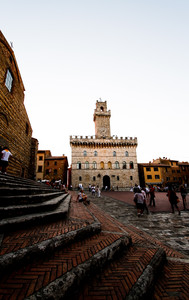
[0,174,53,190]
[0,191,66,206]
[0,186,57,196]
[0,218,101,275]
[0,194,167,300]
[0,194,71,231]
[0,193,68,219]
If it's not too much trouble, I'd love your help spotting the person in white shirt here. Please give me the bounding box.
[0,147,12,174]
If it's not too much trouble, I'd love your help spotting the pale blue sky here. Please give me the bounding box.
[1,0,189,165]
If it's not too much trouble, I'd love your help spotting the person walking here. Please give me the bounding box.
[141,187,149,214]
[149,185,155,207]
[167,185,181,215]
[134,189,144,217]
[180,185,187,210]
[0,147,12,174]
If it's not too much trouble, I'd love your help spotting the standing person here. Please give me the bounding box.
[141,187,149,214]
[145,186,150,200]
[91,185,96,197]
[133,184,139,194]
[96,185,101,198]
[149,185,155,207]
[0,147,12,174]
[134,189,144,217]
[180,185,187,210]
[167,185,181,215]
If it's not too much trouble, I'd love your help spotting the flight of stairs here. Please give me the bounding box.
[0,174,188,299]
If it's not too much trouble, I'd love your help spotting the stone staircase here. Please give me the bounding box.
[0,174,187,299]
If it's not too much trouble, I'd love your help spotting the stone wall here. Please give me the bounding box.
[0,31,38,178]
[70,135,139,190]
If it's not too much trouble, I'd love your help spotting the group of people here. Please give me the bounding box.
[88,184,101,198]
[133,185,150,217]
[0,146,12,174]
[133,183,187,217]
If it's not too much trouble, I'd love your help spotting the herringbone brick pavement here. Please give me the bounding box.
[74,194,189,300]
[0,191,189,299]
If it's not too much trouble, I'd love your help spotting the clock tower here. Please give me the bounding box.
[93,100,111,138]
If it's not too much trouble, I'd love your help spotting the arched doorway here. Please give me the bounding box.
[103,175,110,190]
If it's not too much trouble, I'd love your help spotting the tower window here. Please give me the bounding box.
[130,161,134,169]
[26,123,29,135]
[125,151,129,157]
[83,151,87,157]
[85,161,89,169]
[100,161,104,169]
[77,162,82,169]
[115,161,120,169]
[113,151,116,157]
[5,69,13,92]
[108,161,112,169]
[122,161,127,169]
[94,151,98,156]
[93,161,97,169]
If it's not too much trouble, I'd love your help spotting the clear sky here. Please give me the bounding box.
[1,0,189,166]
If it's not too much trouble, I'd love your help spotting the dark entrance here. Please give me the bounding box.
[103,175,110,190]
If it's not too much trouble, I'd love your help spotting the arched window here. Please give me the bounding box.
[79,176,82,181]
[113,151,116,157]
[100,161,104,169]
[83,150,87,157]
[93,176,96,181]
[130,161,134,169]
[115,161,120,169]
[125,151,129,157]
[94,151,98,157]
[108,161,112,169]
[93,161,97,169]
[85,161,89,169]
[77,162,81,169]
[122,161,127,169]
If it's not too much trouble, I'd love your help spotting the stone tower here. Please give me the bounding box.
[70,100,139,190]
[93,100,111,138]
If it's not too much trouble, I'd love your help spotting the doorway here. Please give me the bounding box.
[103,175,110,190]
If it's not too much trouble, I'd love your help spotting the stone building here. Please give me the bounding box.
[36,150,51,181]
[36,150,68,184]
[138,158,189,188]
[0,31,38,178]
[70,100,139,190]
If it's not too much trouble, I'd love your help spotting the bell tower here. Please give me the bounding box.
[93,100,111,138]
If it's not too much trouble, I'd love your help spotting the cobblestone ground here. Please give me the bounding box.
[88,191,189,257]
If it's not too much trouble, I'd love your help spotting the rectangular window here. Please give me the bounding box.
[38,166,42,172]
[155,175,160,179]
[146,167,151,171]
[54,169,57,175]
[46,169,49,175]
[154,167,158,171]
[130,176,133,180]
[166,177,170,181]
[39,156,43,161]
[147,175,152,179]
[5,69,13,92]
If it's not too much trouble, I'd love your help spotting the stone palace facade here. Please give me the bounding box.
[70,100,139,190]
